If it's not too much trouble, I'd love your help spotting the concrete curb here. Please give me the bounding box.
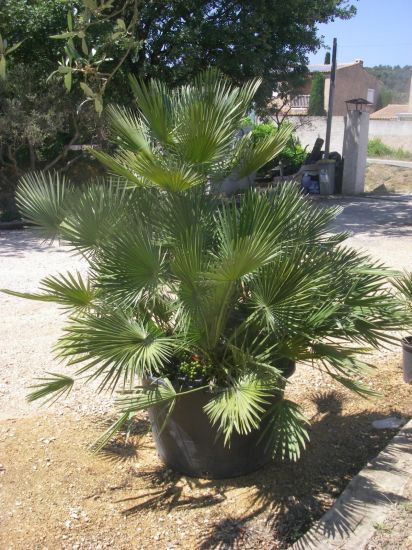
[289,419,412,549]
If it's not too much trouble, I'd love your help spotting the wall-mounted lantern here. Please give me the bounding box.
[345,98,373,113]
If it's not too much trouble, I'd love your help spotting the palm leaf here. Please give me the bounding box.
[235,124,293,178]
[56,311,178,390]
[16,171,73,239]
[94,228,166,308]
[259,399,310,461]
[106,105,152,155]
[204,375,275,445]
[2,271,94,312]
[27,372,74,404]
[60,181,131,253]
[129,76,174,145]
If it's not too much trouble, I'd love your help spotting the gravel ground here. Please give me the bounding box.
[0,230,113,420]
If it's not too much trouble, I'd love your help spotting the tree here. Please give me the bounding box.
[308,73,325,115]
[0,0,356,217]
[376,86,393,110]
[2,0,356,112]
[366,65,412,104]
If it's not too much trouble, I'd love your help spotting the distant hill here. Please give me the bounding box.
[366,65,411,107]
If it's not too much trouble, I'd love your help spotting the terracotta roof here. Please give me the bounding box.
[370,104,409,120]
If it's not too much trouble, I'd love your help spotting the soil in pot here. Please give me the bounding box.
[147,362,295,479]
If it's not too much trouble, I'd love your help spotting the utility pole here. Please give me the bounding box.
[324,38,337,158]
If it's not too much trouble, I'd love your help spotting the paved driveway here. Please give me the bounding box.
[321,194,412,270]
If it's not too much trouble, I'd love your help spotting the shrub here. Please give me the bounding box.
[252,122,306,175]
[368,138,412,160]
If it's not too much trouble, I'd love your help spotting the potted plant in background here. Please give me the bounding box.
[4,71,405,478]
[394,273,412,383]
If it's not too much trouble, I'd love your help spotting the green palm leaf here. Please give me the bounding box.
[204,375,275,445]
[94,228,166,307]
[2,271,94,312]
[259,399,310,461]
[60,181,131,253]
[129,76,174,145]
[16,171,73,239]
[56,311,177,390]
[235,125,293,178]
[106,105,152,155]
[27,372,74,404]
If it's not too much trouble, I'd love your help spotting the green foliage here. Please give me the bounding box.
[2,271,94,312]
[394,272,412,314]
[308,73,325,116]
[376,86,393,109]
[2,0,357,111]
[27,373,74,404]
[368,139,412,161]
[366,65,412,104]
[251,122,307,175]
[6,71,405,462]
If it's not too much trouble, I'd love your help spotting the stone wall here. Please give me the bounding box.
[289,116,412,154]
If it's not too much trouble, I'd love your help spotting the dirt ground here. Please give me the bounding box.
[1,356,412,550]
[365,164,412,195]
[366,479,412,550]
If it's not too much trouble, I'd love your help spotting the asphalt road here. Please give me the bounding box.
[367,158,412,169]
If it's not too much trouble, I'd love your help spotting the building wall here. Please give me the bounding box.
[325,64,381,116]
[288,116,412,154]
[287,62,381,116]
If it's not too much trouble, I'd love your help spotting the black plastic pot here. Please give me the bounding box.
[147,362,295,479]
[401,336,412,384]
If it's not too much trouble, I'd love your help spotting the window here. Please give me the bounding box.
[367,88,375,104]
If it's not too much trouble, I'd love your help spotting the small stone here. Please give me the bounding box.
[372,416,406,429]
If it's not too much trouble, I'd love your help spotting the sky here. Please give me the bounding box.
[309,0,412,67]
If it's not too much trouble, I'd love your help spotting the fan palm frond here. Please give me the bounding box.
[94,227,166,308]
[129,76,174,145]
[60,181,131,253]
[16,171,73,239]
[27,372,74,404]
[2,271,94,312]
[204,375,276,445]
[105,105,152,155]
[56,312,178,390]
[260,399,310,461]
[235,124,293,178]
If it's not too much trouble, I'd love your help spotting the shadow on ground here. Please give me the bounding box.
[102,392,409,549]
[0,229,68,258]
[322,195,412,239]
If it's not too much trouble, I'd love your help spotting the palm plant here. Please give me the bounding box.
[5,71,405,466]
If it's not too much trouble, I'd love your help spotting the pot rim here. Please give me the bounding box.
[401,335,412,350]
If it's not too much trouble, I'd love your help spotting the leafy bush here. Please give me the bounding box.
[6,71,406,462]
[368,138,412,160]
[252,122,306,175]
